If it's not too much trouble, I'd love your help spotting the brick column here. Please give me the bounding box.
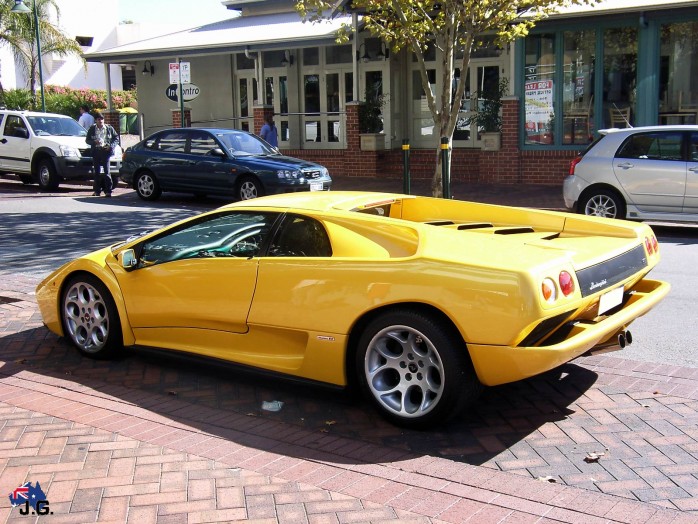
[103,111,119,131]
[171,107,191,128]
[496,97,521,183]
[346,102,361,152]
[253,105,274,136]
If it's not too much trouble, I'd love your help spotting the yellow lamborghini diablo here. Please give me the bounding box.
[36,192,669,428]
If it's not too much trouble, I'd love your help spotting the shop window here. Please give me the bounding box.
[237,53,255,70]
[562,30,596,145]
[659,22,698,125]
[524,34,555,145]
[326,44,353,64]
[603,27,637,128]
[303,48,319,66]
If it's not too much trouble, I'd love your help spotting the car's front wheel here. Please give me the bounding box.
[356,309,482,428]
[135,171,162,201]
[61,274,122,359]
[237,176,263,200]
[36,159,59,190]
[579,188,626,219]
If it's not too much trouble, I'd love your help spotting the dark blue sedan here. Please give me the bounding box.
[120,128,332,201]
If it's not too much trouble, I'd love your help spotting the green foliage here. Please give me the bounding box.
[0,85,137,117]
[358,86,387,133]
[467,78,509,133]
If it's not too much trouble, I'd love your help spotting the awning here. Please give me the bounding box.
[85,12,352,63]
[541,0,697,18]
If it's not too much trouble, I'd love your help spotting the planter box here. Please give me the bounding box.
[360,133,385,151]
[480,132,501,151]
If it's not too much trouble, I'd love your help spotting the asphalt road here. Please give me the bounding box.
[1,178,696,369]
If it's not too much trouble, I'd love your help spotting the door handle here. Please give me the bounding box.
[0,139,7,144]
[689,166,698,173]
[616,162,634,169]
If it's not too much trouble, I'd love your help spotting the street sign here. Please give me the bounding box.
[165,83,201,102]
[179,62,191,84]
[169,63,179,84]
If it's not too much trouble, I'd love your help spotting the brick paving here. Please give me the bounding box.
[1,179,697,522]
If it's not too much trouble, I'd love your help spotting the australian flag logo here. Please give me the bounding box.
[8,481,46,510]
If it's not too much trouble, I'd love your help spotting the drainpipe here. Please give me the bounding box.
[352,12,359,101]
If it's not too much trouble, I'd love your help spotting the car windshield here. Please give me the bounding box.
[26,116,86,137]
[216,131,278,156]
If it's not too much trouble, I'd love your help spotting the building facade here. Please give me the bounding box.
[85,0,698,184]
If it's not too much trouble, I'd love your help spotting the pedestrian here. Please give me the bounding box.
[78,105,95,129]
[259,114,278,147]
[85,113,119,197]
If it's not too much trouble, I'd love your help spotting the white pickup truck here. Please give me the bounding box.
[0,109,122,190]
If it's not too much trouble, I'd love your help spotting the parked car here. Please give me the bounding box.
[564,125,698,221]
[35,192,669,428]
[120,128,332,201]
[0,109,122,190]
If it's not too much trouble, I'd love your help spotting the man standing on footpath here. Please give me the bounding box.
[260,114,279,147]
[78,105,94,129]
[86,113,119,197]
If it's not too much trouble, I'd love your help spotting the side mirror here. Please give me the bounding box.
[121,249,138,271]
[15,128,29,139]
[211,147,226,157]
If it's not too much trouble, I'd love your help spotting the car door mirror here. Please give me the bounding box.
[121,248,138,271]
[14,128,29,139]
[211,147,226,158]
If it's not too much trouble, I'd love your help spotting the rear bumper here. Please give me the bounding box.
[468,278,670,386]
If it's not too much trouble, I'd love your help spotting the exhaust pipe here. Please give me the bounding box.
[584,329,633,356]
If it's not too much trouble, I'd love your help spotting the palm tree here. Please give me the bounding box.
[0,0,84,106]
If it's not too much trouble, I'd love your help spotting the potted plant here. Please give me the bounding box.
[467,78,509,151]
[358,86,386,151]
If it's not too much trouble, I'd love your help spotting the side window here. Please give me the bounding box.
[3,116,27,138]
[690,133,698,162]
[156,131,187,153]
[616,132,683,161]
[189,131,219,156]
[269,215,332,257]
[139,212,277,267]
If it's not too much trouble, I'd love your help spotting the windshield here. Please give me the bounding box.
[216,131,278,156]
[26,116,87,137]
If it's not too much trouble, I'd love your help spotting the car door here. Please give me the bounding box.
[185,130,237,195]
[685,132,698,214]
[0,114,32,174]
[115,211,279,357]
[612,131,686,213]
[149,130,191,190]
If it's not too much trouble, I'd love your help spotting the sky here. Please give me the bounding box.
[119,0,235,29]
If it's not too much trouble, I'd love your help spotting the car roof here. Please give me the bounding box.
[0,109,71,118]
[221,191,416,212]
[599,125,698,135]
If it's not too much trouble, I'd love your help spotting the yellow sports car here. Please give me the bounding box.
[36,192,669,427]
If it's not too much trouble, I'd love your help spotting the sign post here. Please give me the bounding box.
[170,61,191,128]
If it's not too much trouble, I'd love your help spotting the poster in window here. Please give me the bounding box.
[525,80,554,144]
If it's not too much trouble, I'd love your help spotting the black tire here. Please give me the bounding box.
[578,188,626,219]
[237,176,264,201]
[61,274,122,359]
[36,159,59,191]
[19,174,33,185]
[135,170,162,201]
[355,309,482,429]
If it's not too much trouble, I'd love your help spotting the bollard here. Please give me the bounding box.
[440,137,451,199]
[402,139,411,195]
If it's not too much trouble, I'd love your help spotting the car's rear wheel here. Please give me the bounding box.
[356,309,482,428]
[36,159,59,190]
[237,176,263,200]
[135,171,162,201]
[61,274,122,359]
[579,188,625,219]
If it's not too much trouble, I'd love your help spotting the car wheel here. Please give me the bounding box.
[61,274,122,359]
[19,174,33,185]
[237,176,264,200]
[36,159,59,190]
[579,188,626,219]
[135,171,162,201]
[356,309,482,428]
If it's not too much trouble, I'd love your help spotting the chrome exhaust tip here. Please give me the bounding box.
[625,330,633,345]
[618,332,626,349]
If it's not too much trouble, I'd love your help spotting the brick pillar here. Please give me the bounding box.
[253,105,274,136]
[103,111,119,131]
[171,107,191,128]
[496,97,520,183]
[346,102,361,152]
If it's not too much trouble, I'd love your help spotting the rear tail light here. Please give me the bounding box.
[652,235,658,253]
[569,156,582,176]
[645,236,653,255]
[541,278,557,302]
[559,271,575,296]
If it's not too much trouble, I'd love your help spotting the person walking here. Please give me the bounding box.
[260,114,279,147]
[85,113,119,197]
[78,105,95,129]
